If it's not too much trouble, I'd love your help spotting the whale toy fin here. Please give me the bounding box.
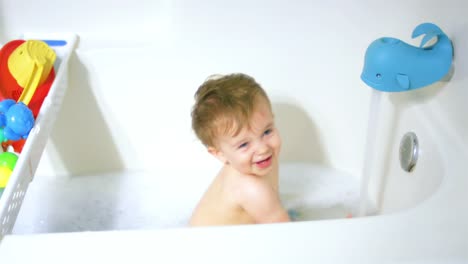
[412,23,445,48]
[396,74,410,90]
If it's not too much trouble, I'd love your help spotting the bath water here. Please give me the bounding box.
[279,163,361,221]
[12,162,365,234]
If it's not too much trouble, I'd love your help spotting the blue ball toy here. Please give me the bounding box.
[0,99,35,141]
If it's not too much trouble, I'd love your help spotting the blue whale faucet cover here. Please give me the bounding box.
[361,23,453,92]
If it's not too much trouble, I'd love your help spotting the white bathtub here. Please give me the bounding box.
[2,82,467,263]
[8,93,445,233]
[10,162,361,234]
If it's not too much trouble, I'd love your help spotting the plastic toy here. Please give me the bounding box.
[2,139,26,153]
[0,167,12,187]
[0,99,35,141]
[0,167,12,197]
[8,40,56,105]
[0,152,18,198]
[0,39,56,117]
[0,151,18,171]
[361,23,453,92]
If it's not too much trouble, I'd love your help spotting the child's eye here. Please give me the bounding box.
[264,129,273,136]
[238,142,248,149]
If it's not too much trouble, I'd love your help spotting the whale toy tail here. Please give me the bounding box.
[411,23,446,48]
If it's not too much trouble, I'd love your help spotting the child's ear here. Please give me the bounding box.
[208,146,227,164]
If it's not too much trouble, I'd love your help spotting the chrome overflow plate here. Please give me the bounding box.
[399,132,419,172]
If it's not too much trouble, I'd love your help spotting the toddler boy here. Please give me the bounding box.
[190,73,290,226]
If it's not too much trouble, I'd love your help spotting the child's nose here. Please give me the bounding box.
[255,140,270,156]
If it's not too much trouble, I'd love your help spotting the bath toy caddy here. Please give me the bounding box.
[0,33,77,240]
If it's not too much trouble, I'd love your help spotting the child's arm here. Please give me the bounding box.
[237,177,290,224]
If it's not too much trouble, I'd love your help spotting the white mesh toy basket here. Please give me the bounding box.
[0,33,77,240]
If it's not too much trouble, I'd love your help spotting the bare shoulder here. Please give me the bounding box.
[222,170,271,202]
[232,174,290,224]
[236,175,273,199]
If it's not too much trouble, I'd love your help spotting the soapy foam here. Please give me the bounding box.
[280,163,368,221]
[13,163,367,234]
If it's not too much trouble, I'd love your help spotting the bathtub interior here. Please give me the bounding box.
[8,46,367,234]
[13,58,450,234]
[0,21,445,235]
[12,123,445,234]
[12,95,447,235]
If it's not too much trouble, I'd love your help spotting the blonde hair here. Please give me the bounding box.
[191,73,271,147]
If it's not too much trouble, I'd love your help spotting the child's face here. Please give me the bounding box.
[209,98,282,177]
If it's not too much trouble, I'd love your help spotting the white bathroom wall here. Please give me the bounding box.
[1,0,467,179]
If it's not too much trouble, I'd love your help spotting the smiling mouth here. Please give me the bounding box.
[255,156,272,169]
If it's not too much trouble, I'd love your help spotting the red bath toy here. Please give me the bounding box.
[0,40,56,117]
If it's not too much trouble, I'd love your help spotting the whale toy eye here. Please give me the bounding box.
[376,73,382,79]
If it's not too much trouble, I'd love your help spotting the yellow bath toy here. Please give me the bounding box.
[0,166,12,188]
[7,40,56,105]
